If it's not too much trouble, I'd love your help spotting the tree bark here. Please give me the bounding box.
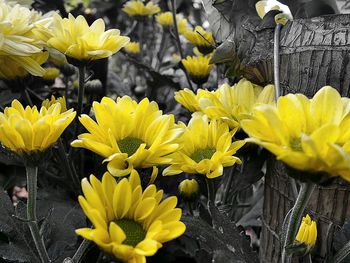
[259,15,350,263]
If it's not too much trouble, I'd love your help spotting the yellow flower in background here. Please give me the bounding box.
[47,14,130,62]
[72,96,183,176]
[122,0,160,17]
[42,95,67,113]
[42,67,60,81]
[241,86,350,182]
[182,55,213,86]
[0,100,75,153]
[183,26,215,54]
[76,170,186,263]
[0,1,52,78]
[175,88,213,113]
[256,0,293,25]
[295,214,317,249]
[155,12,188,34]
[199,79,275,129]
[124,42,141,54]
[163,116,245,178]
[0,51,49,79]
[179,179,199,200]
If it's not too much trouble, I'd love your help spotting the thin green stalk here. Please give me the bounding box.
[281,182,315,263]
[138,21,144,58]
[274,24,282,101]
[58,139,80,190]
[333,240,350,263]
[206,179,216,205]
[170,0,194,91]
[26,166,51,263]
[64,239,91,263]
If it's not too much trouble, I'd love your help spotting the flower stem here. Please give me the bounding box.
[274,23,282,101]
[206,179,216,205]
[64,239,91,263]
[170,0,194,91]
[281,182,315,263]
[76,65,86,125]
[26,166,51,263]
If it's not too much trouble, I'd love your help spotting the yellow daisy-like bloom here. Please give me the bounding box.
[199,79,275,129]
[76,170,186,263]
[163,116,245,178]
[0,51,49,80]
[182,55,213,86]
[241,86,350,182]
[295,214,317,249]
[124,42,141,54]
[155,12,188,34]
[42,95,67,113]
[183,26,215,55]
[122,0,160,17]
[174,88,213,113]
[47,14,130,62]
[71,96,183,176]
[0,1,52,78]
[0,100,75,153]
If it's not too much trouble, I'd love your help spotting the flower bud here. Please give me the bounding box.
[295,214,317,250]
[179,179,199,200]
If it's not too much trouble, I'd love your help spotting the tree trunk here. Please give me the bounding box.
[260,14,350,262]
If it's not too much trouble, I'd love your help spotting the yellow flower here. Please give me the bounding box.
[76,170,186,263]
[256,0,293,25]
[183,26,215,54]
[175,88,213,113]
[179,179,199,200]
[124,42,141,54]
[47,14,130,62]
[199,79,275,129]
[0,99,75,153]
[241,86,350,182]
[163,115,245,178]
[42,67,60,81]
[295,214,317,249]
[0,51,49,79]
[182,55,213,86]
[71,96,183,176]
[122,0,160,17]
[0,1,51,78]
[155,12,188,34]
[42,95,67,113]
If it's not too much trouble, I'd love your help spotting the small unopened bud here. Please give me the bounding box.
[179,179,199,201]
[85,79,103,94]
[295,214,317,253]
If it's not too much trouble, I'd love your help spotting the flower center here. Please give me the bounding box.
[118,137,144,156]
[290,137,302,151]
[191,148,215,163]
[115,219,146,247]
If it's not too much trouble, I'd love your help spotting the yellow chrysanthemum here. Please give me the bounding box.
[155,12,188,34]
[183,26,215,54]
[295,214,317,248]
[0,1,52,78]
[174,88,214,113]
[0,100,75,153]
[182,55,213,86]
[198,79,275,129]
[122,0,160,17]
[241,86,350,182]
[124,42,141,54]
[0,51,49,79]
[47,14,130,62]
[72,96,183,176]
[42,95,67,113]
[76,170,186,263]
[163,115,245,178]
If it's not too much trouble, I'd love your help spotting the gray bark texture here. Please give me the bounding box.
[260,15,350,262]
